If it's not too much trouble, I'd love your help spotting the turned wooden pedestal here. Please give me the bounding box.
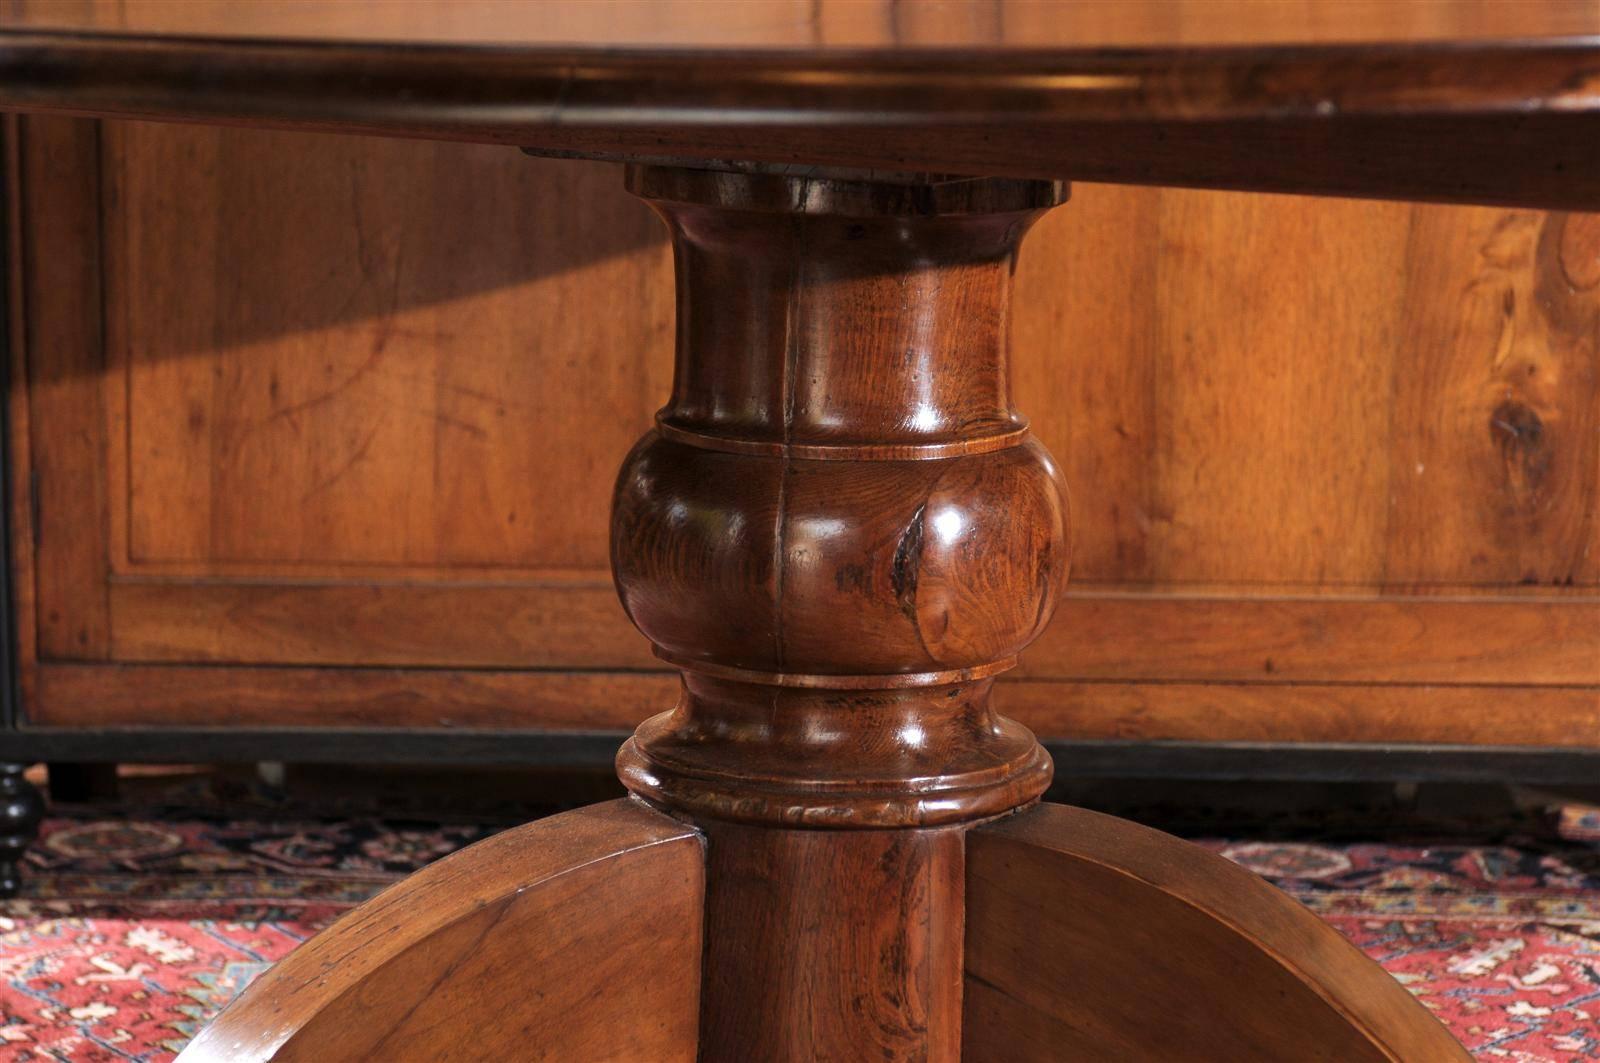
[179,165,1469,1062]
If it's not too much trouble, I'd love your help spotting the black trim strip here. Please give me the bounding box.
[1,730,1595,783]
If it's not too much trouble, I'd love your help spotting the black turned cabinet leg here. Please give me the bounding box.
[0,764,44,898]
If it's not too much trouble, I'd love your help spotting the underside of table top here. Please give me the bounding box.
[0,0,1598,209]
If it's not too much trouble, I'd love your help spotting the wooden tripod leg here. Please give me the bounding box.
[963,803,1470,1062]
[178,799,704,1063]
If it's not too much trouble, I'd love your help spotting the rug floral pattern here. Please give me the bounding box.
[1204,830,1600,1060]
[0,806,1596,1060]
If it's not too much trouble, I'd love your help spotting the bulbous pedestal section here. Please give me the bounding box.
[614,437,1068,678]
[614,436,1066,827]
[612,166,1070,831]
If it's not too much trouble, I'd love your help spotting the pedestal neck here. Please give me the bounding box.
[613,165,1070,828]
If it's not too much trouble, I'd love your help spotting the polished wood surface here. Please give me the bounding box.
[0,3,1598,208]
[30,664,671,730]
[7,1,1598,47]
[12,117,1598,746]
[698,822,965,1061]
[609,166,1067,1059]
[604,162,1468,1058]
[29,667,1600,751]
[613,166,1064,830]
[9,114,107,662]
[95,121,667,575]
[1021,189,1600,592]
[0,5,1542,1056]
[965,803,1471,1061]
[179,799,704,1062]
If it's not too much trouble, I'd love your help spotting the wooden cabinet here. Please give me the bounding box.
[7,115,1598,765]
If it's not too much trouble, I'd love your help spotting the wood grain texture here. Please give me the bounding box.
[31,663,674,730]
[697,822,964,1062]
[610,167,1070,1061]
[1387,207,1600,586]
[106,581,653,669]
[1023,595,1600,685]
[178,799,704,1062]
[6,0,1598,48]
[614,168,1064,832]
[103,582,1600,688]
[105,585,1597,684]
[997,681,1600,748]
[965,802,1472,1061]
[622,674,1050,830]
[1,3,1599,208]
[12,119,1600,749]
[30,666,1600,751]
[1022,188,1408,584]
[100,122,669,572]
[4,114,38,698]
[1019,186,1600,591]
[13,116,111,660]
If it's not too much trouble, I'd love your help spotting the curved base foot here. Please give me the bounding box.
[179,798,1470,1061]
[178,799,703,1062]
[963,802,1471,1061]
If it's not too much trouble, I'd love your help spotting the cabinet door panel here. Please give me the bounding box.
[11,116,1598,744]
[105,121,673,573]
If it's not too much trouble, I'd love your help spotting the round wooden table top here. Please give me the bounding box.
[0,0,1597,207]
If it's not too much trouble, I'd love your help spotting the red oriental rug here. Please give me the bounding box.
[0,799,1597,1061]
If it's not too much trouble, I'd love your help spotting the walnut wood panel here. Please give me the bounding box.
[105,583,1600,683]
[11,116,1600,748]
[31,663,675,730]
[101,120,670,571]
[11,116,111,660]
[28,666,1600,750]
[1387,208,1600,585]
[997,682,1600,748]
[106,582,652,668]
[1023,596,1600,686]
[179,799,703,1062]
[3,115,34,685]
[965,803,1471,1061]
[1020,186,1600,589]
[1020,186,1408,585]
